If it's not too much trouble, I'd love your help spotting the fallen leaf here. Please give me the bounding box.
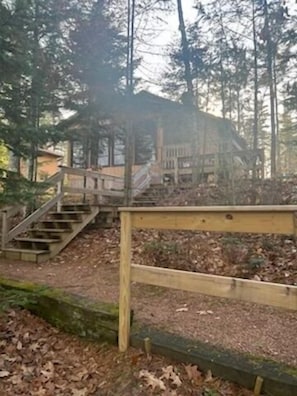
[205,369,213,382]
[139,369,166,391]
[184,364,202,383]
[72,388,88,396]
[30,342,40,352]
[161,365,182,387]
[0,370,10,378]
[176,307,188,312]
[131,352,144,365]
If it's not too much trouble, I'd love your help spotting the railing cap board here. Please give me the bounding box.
[60,165,123,181]
[119,205,297,213]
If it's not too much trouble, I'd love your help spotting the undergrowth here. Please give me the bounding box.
[0,286,34,314]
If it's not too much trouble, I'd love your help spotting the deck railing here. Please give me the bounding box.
[161,144,265,182]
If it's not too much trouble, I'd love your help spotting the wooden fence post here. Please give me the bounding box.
[1,211,8,250]
[83,175,87,203]
[174,158,178,184]
[119,211,132,352]
[57,170,64,212]
[93,176,98,205]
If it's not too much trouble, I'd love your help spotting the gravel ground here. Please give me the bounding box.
[0,227,296,367]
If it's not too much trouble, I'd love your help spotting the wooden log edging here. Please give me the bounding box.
[130,327,297,396]
[0,278,124,344]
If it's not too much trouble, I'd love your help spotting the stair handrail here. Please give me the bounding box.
[132,163,151,197]
[60,166,124,195]
[4,170,65,246]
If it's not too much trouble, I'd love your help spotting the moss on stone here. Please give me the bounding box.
[0,277,122,344]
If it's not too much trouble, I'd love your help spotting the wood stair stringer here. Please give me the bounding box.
[46,206,100,261]
[1,206,100,263]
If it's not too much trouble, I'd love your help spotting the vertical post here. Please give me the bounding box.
[119,211,132,352]
[214,153,219,183]
[100,177,105,205]
[57,170,64,213]
[83,175,87,203]
[1,211,8,250]
[93,176,98,205]
[294,212,297,239]
[174,158,178,184]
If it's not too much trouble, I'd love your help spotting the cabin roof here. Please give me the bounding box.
[37,149,63,158]
[58,90,247,149]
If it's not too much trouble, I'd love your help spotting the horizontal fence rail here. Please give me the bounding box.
[118,206,297,352]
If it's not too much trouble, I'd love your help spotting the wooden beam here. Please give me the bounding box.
[1,211,8,249]
[119,212,132,352]
[130,210,296,235]
[61,165,123,182]
[131,264,297,311]
[62,186,123,197]
[119,205,297,212]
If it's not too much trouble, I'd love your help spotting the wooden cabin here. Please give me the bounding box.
[60,91,264,185]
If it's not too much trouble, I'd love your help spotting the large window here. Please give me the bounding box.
[98,137,110,166]
[72,141,87,168]
[114,138,125,165]
[97,136,125,166]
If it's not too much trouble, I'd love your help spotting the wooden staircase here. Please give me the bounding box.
[2,203,99,264]
[132,184,174,206]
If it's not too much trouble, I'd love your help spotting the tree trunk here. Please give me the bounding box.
[219,57,226,119]
[252,0,259,182]
[263,0,277,178]
[124,0,135,206]
[29,0,40,183]
[176,0,194,100]
[176,0,199,184]
[236,86,241,135]
[273,55,280,175]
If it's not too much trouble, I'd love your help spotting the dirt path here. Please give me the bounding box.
[0,228,296,368]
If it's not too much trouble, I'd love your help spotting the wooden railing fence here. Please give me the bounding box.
[118,206,297,352]
[161,144,265,182]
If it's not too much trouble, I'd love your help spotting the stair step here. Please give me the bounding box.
[30,228,71,233]
[49,211,87,215]
[61,204,91,212]
[14,237,60,243]
[40,219,81,223]
[2,248,49,263]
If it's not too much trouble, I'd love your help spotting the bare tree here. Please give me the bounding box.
[124,0,136,206]
[252,0,259,181]
[263,0,277,178]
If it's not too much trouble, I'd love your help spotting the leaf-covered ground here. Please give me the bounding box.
[0,309,252,396]
[1,227,296,367]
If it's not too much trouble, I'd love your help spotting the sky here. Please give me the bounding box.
[136,0,297,96]
[135,1,197,94]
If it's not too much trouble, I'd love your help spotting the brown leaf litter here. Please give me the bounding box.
[0,309,252,395]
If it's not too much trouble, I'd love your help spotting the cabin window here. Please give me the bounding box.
[97,137,125,166]
[72,141,87,168]
[114,138,125,165]
[98,137,110,166]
